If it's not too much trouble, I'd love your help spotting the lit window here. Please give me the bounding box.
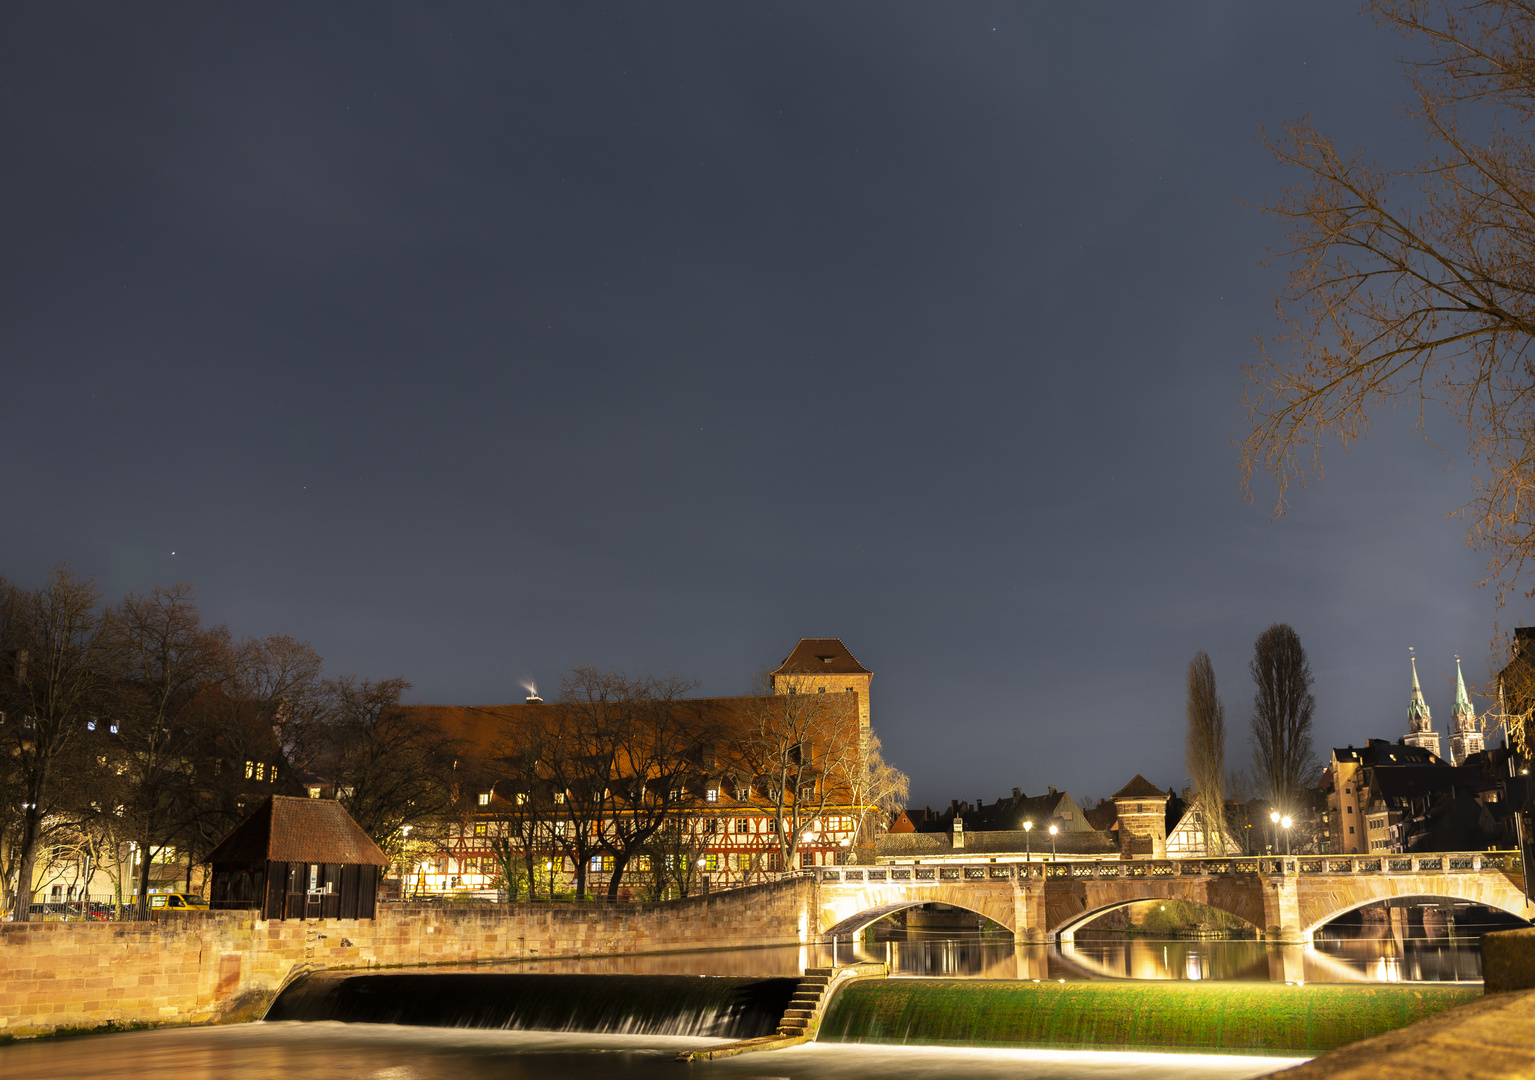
[245,761,255,779]
[87,720,96,731]
[109,723,118,734]
[706,788,719,802]
[308,787,322,799]
[516,793,527,806]
[256,762,265,781]
[478,793,491,806]
[554,792,565,804]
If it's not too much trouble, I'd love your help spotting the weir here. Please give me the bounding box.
[264,971,798,1039]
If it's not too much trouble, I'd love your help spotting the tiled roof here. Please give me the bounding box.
[205,795,388,866]
[1332,740,1441,767]
[1112,774,1167,800]
[876,829,1118,858]
[772,638,871,676]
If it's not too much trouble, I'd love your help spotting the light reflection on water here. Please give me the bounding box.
[0,1023,1304,1080]
[395,934,1486,983]
[1058,937,1484,983]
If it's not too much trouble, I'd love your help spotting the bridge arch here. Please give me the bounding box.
[1300,891,1532,938]
[821,899,1009,940]
[1051,894,1262,942]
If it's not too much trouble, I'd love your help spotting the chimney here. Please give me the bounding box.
[1013,787,1021,800]
[1048,785,1057,795]
[951,816,965,849]
[950,799,959,814]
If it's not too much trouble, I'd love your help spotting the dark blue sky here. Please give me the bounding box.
[0,3,1506,806]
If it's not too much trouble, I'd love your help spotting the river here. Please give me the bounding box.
[0,1024,1304,1080]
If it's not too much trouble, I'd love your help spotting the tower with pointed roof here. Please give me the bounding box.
[771,638,871,730]
[1402,650,1442,759]
[1447,655,1484,765]
[771,638,872,775]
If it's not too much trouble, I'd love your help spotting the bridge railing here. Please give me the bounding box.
[815,850,1521,885]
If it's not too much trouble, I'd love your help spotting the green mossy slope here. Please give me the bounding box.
[817,979,1479,1056]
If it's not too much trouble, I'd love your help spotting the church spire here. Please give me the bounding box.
[1403,647,1442,759]
[1448,653,1484,765]
[1408,650,1432,731]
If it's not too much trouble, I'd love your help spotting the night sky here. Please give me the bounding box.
[0,4,1506,807]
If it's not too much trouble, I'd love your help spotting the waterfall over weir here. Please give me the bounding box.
[264,972,798,1039]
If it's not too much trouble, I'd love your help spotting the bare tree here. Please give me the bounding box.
[573,668,705,900]
[1250,624,1321,815]
[318,677,459,847]
[1184,650,1228,857]
[732,673,862,872]
[845,731,910,859]
[112,585,229,918]
[1244,1,1535,598]
[0,568,119,921]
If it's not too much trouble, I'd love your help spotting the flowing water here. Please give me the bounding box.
[0,1023,1303,1080]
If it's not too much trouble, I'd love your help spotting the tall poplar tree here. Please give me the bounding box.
[1184,650,1227,857]
[1249,623,1320,814]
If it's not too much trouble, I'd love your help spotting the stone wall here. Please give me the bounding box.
[0,876,816,1040]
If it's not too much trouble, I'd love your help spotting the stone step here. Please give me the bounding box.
[804,967,834,976]
[777,1018,808,1031]
[789,995,821,1007]
[781,1009,814,1020]
[799,976,831,986]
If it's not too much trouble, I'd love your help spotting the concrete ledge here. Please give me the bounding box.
[677,1034,808,1061]
[1267,988,1535,1079]
[1484,927,1535,993]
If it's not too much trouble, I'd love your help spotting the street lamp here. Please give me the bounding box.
[1023,820,1033,863]
[1280,815,1292,857]
[1269,809,1280,854]
[1048,823,1059,862]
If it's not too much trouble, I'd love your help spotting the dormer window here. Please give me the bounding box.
[478,793,491,806]
[308,786,321,799]
[706,788,719,802]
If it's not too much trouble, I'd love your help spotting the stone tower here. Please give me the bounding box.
[1403,650,1442,759]
[1111,775,1169,860]
[1447,655,1484,765]
[770,638,871,729]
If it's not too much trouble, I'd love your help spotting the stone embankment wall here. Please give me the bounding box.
[0,876,816,1040]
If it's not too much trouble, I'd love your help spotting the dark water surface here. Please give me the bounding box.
[0,1023,1303,1080]
[407,935,1489,982]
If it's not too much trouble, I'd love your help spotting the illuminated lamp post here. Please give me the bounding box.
[1048,823,1059,862]
[1281,816,1292,857]
[1269,809,1280,855]
[1022,820,1033,864]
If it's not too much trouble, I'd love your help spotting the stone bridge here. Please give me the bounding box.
[810,853,1533,944]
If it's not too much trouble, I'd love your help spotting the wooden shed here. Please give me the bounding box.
[206,795,388,920]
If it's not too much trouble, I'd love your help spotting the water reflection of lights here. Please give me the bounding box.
[1375,956,1402,982]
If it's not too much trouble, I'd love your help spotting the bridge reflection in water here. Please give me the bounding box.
[814,933,1490,983]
